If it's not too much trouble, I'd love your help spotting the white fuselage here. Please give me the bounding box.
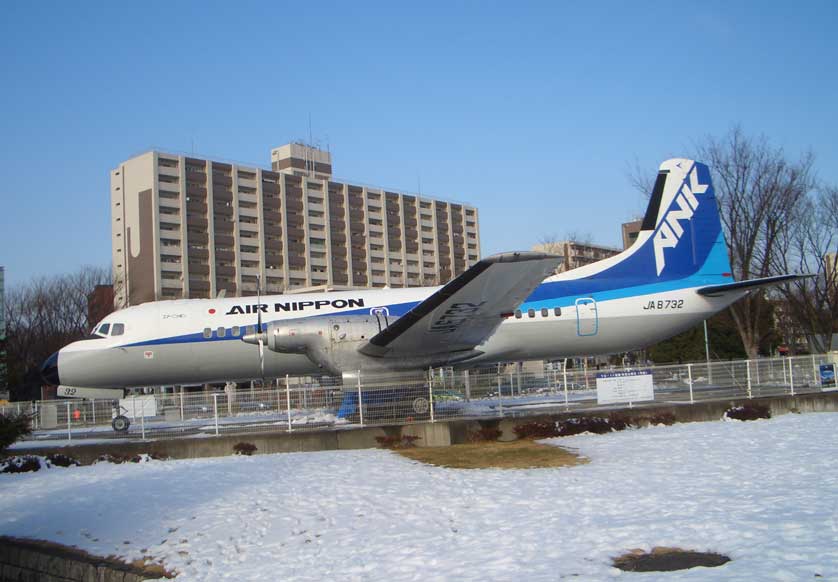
[55,279,742,389]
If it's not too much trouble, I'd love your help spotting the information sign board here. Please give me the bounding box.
[596,370,654,405]
[820,364,836,390]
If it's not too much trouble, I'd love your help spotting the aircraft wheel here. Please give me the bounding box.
[112,415,131,432]
[412,397,430,415]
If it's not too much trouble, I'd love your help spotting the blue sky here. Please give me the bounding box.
[2,1,836,288]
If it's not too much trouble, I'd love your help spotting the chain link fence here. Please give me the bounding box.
[3,354,836,444]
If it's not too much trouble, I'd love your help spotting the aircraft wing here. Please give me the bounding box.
[359,252,561,359]
[696,274,812,297]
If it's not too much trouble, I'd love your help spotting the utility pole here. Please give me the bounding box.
[704,319,713,384]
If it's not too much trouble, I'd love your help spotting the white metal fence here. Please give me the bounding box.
[3,354,836,444]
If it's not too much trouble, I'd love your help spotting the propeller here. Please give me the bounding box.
[257,276,265,385]
[241,276,267,385]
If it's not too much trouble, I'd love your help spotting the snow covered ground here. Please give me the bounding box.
[2,412,837,581]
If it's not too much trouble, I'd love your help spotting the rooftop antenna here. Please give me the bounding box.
[307,113,314,177]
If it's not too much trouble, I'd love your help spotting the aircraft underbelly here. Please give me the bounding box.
[475,310,710,362]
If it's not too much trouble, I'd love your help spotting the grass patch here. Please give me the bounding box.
[395,440,585,469]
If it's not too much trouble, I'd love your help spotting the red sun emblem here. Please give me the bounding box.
[208,308,216,315]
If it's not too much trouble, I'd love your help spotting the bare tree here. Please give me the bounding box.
[536,234,564,255]
[696,127,816,358]
[773,185,838,353]
[4,265,110,398]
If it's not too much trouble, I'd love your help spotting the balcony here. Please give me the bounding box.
[187,201,208,214]
[189,279,210,291]
[187,184,207,197]
[189,263,210,276]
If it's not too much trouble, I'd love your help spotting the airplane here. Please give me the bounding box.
[41,158,801,391]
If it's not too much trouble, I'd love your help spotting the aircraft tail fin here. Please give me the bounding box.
[527,159,733,305]
[634,158,732,282]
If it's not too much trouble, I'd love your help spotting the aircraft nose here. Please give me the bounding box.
[41,351,61,385]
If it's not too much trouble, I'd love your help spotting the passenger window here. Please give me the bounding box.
[514,310,522,319]
[554,307,562,317]
[203,328,212,338]
[98,323,110,335]
[111,323,125,336]
[232,326,240,337]
[246,325,256,335]
[527,309,535,318]
[541,308,548,318]
[217,327,226,338]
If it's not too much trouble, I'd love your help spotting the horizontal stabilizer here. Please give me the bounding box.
[696,274,811,297]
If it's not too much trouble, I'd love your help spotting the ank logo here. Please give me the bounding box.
[652,166,708,275]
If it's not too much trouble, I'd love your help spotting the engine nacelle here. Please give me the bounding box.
[243,314,483,376]
[260,315,385,375]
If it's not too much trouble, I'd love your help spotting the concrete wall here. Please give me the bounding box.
[0,537,161,582]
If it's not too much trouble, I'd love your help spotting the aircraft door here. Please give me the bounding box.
[575,297,598,336]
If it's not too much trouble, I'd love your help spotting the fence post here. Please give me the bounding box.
[583,358,590,390]
[276,378,282,414]
[286,374,293,431]
[562,358,568,396]
[464,369,471,402]
[66,401,72,442]
[496,372,503,417]
[212,394,219,436]
[562,364,569,411]
[357,370,364,427]
[180,388,185,421]
[755,359,760,385]
[687,363,694,404]
[140,398,146,440]
[746,360,752,399]
[509,370,514,397]
[91,399,95,425]
[429,374,435,423]
[789,359,795,396]
[812,354,818,387]
[782,358,788,385]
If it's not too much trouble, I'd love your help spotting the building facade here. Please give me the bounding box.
[532,240,621,272]
[621,219,643,249]
[111,144,480,307]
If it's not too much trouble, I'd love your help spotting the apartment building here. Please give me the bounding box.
[621,219,643,249]
[532,240,621,272]
[111,144,480,307]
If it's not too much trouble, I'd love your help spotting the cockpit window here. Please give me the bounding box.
[111,323,125,336]
[98,323,111,336]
